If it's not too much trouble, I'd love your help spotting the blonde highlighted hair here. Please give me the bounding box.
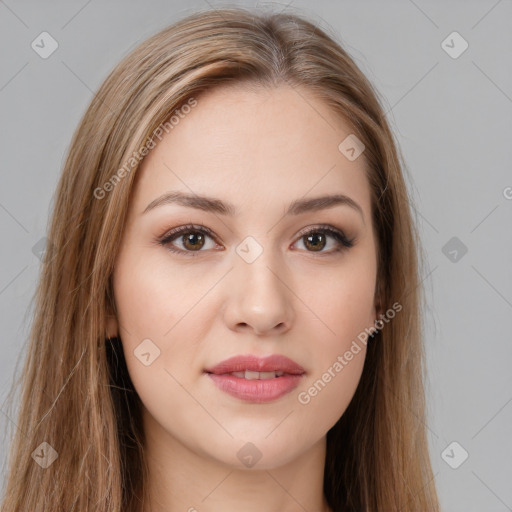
[1,7,439,511]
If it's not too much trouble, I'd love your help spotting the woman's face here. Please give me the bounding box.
[110,84,380,469]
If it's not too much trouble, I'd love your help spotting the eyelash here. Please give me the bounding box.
[156,223,355,258]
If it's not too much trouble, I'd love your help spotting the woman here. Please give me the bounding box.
[1,6,440,511]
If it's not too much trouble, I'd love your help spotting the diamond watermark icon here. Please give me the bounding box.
[442,236,468,263]
[32,237,56,262]
[134,338,161,366]
[31,441,58,468]
[237,442,263,468]
[441,441,469,469]
[31,32,59,59]
[236,236,263,264]
[338,134,365,161]
[441,31,468,59]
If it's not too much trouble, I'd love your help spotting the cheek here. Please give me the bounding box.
[310,252,377,342]
[296,252,375,422]
[111,248,215,411]
[296,279,371,432]
[297,345,366,432]
[112,247,208,338]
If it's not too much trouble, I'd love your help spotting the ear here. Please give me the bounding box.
[372,302,383,326]
[373,279,384,322]
[106,313,119,339]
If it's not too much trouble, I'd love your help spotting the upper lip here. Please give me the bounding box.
[204,354,306,375]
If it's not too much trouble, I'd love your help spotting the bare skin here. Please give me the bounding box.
[107,83,381,512]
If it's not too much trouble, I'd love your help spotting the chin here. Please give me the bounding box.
[202,435,310,471]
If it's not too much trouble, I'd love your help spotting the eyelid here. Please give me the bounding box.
[159,223,215,240]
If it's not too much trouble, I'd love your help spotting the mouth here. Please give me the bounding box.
[204,354,305,403]
[211,370,287,379]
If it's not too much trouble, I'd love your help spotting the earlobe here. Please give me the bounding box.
[372,294,383,320]
[105,314,119,339]
[373,279,384,321]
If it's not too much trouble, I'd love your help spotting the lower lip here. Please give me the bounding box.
[206,373,304,403]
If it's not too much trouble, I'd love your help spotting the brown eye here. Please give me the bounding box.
[158,224,219,256]
[303,232,326,252]
[293,226,355,254]
[181,231,206,251]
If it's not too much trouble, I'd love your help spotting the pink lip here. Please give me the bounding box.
[204,354,306,403]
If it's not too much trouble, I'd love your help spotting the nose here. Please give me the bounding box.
[222,249,294,336]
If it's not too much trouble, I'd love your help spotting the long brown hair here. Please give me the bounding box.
[1,6,439,511]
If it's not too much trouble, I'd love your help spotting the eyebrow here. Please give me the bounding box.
[142,191,365,221]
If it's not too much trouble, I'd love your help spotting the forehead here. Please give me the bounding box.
[131,84,372,219]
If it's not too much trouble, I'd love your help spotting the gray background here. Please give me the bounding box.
[1,0,511,510]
